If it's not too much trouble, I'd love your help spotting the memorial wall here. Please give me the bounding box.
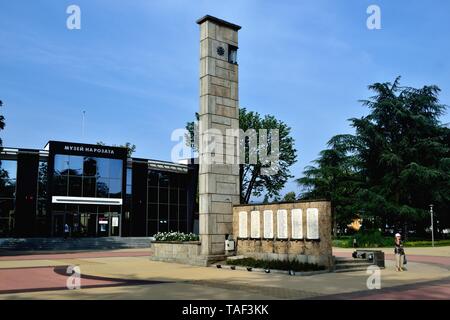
[232,201,333,268]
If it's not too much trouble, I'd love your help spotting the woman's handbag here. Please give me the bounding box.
[403,254,407,265]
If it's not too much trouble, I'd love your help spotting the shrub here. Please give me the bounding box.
[226,257,325,272]
[153,231,199,242]
[404,240,450,247]
[332,230,391,248]
[354,229,392,247]
[332,232,450,248]
[332,238,352,248]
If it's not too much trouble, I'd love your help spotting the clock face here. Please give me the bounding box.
[217,46,225,56]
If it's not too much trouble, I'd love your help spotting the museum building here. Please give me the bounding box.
[0,141,198,238]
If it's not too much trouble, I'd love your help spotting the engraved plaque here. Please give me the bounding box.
[238,211,248,238]
[263,210,274,238]
[250,211,260,238]
[291,208,303,239]
[277,209,288,239]
[306,208,319,239]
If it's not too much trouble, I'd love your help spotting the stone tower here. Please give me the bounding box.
[197,15,241,256]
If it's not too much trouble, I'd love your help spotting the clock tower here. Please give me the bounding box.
[196,15,241,257]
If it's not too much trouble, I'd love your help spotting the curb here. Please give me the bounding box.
[210,263,331,276]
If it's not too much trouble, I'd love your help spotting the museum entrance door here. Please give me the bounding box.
[51,204,122,237]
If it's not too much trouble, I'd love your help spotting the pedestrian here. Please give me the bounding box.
[394,233,405,271]
[64,223,70,239]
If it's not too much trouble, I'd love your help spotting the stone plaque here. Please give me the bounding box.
[263,210,274,238]
[306,208,319,239]
[238,211,248,238]
[277,209,288,239]
[291,209,303,239]
[250,211,260,238]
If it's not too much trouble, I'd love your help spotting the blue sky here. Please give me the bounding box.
[1,0,449,199]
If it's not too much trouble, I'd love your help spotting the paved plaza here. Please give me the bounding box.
[0,246,448,300]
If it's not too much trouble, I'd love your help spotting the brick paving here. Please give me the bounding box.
[0,247,448,299]
[0,250,150,261]
[334,251,450,269]
[324,248,450,299]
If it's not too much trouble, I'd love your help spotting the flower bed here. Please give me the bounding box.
[153,231,199,242]
[226,257,325,272]
[149,233,205,266]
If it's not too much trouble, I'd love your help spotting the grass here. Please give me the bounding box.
[226,257,325,272]
[403,240,450,247]
[332,236,450,248]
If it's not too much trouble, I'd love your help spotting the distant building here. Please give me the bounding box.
[347,217,362,231]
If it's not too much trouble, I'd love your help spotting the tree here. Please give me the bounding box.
[297,135,362,235]
[352,77,450,234]
[97,141,136,157]
[186,108,297,204]
[0,99,8,186]
[0,99,4,149]
[297,77,450,235]
[282,191,297,202]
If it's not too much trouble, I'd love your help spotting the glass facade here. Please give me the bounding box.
[53,155,123,199]
[52,204,120,237]
[36,161,48,235]
[0,142,195,238]
[122,167,132,236]
[147,171,189,235]
[51,154,123,237]
[0,160,17,237]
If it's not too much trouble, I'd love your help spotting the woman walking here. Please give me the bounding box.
[394,233,405,271]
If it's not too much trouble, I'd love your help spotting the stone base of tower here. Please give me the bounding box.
[149,240,229,266]
[200,234,228,256]
[198,175,240,256]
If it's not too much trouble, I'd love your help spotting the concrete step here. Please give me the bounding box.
[0,237,152,251]
[335,262,373,269]
[333,257,374,273]
[334,257,373,272]
[334,267,371,273]
[335,257,369,264]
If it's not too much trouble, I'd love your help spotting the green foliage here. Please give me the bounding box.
[332,234,450,248]
[331,237,354,248]
[153,231,199,242]
[354,229,391,247]
[0,97,8,178]
[296,134,363,234]
[226,257,325,272]
[404,239,450,247]
[186,108,297,203]
[0,99,4,148]
[331,231,393,248]
[298,77,450,234]
[282,191,297,202]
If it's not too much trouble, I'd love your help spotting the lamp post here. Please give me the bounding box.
[429,204,434,247]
